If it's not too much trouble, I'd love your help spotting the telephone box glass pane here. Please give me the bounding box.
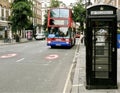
[92,21,112,79]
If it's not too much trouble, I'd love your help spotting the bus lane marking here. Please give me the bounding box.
[0,53,17,59]
[45,54,59,60]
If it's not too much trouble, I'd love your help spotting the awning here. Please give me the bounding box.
[0,20,8,26]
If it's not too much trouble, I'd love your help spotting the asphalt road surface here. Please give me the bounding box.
[0,39,79,93]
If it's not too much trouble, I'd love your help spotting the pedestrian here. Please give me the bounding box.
[16,34,20,42]
[80,33,84,44]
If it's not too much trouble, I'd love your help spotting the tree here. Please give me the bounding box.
[43,12,48,31]
[72,1,86,32]
[11,0,33,36]
[50,0,60,8]
[43,0,60,32]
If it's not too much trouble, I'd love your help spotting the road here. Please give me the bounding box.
[0,39,79,93]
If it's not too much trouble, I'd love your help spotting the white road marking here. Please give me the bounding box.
[62,38,81,93]
[0,53,17,58]
[62,63,74,93]
[72,84,84,87]
[45,54,59,60]
[16,58,25,62]
[43,64,49,66]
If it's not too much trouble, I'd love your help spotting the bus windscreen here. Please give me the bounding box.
[50,9,69,18]
[49,27,71,37]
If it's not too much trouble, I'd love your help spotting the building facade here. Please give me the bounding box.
[32,0,50,33]
[40,0,50,26]
[0,0,49,39]
[94,0,120,9]
[32,0,42,27]
[0,0,12,39]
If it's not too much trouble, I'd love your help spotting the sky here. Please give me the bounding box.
[59,0,94,5]
[59,0,77,5]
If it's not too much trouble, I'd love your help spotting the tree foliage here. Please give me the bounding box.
[50,0,60,8]
[43,11,48,31]
[43,0,60,31]
[11,0,33,33]
[72,1,86,31]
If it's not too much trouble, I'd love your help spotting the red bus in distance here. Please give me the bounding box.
[47,8,76,48]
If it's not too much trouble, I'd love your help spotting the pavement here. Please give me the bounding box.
[1,38,120,93]
[0,38,33,45]
[71,43,120,93]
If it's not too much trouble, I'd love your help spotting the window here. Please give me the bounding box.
[1,7,4,20]
[6,9,9,20]
[50,9,69,18]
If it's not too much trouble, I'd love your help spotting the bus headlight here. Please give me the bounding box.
[48,41,51,43]
[66,42,69,44]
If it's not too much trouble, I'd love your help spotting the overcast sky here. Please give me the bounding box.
[59,0,94,5]
[59,0,77,5]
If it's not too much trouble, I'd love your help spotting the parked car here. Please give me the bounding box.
[35,33,46,40]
